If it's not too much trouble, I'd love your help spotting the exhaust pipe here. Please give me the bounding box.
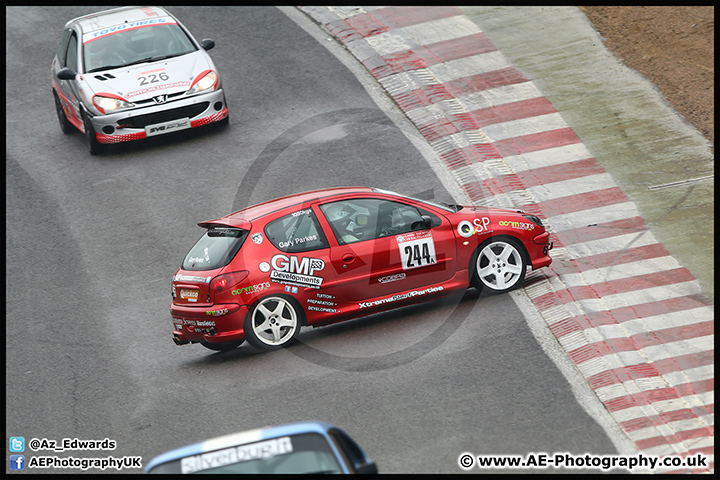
[173,334,189,346]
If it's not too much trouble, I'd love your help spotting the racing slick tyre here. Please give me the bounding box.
[53,91,73,135]
[200,340,244,352]
[471,236,528,294]
[82,112,103,155]
[244,295,302,351]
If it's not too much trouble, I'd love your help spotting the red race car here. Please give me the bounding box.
[170,187,553,351]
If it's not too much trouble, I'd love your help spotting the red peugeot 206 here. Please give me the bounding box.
[170,187,553,352]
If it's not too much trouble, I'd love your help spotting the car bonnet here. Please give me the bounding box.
[81,50,214,104]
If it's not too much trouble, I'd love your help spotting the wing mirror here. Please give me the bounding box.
[411,215,433,231]
[200,38,215,51]
[56,67,76,80]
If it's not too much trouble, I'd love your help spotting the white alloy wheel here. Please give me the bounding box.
[474,239,527,293]
[245,296,301,350]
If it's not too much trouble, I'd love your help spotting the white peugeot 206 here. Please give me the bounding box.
[51,6,229,154]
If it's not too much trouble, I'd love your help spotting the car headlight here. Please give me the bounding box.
[92,94,133,114]
[188,70,217,94]
[521,214,544,227]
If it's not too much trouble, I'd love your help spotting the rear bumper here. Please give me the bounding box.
[170,302,247,345]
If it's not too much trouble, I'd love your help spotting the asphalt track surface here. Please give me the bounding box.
[5,6,713,474]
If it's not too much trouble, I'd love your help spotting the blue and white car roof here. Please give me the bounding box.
[144,421,353,473]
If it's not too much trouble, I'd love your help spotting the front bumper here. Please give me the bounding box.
[530,231,554,269]
[170,302,247,345]
[90,89,228,144]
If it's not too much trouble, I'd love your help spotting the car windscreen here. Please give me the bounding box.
[147,433,344,474]
[83,24,197,73]
[182,227,247,271]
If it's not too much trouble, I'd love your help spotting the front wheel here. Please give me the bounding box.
[83,113,103,155]
[244,296,302,350]
[471,237,527,293]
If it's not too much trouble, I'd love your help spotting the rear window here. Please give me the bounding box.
[182,227,247,271]
[264,208,329,253]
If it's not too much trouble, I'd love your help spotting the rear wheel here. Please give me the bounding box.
[471,237,527,293]
[244,296,302,350]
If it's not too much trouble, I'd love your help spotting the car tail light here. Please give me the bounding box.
[209,271,249,299]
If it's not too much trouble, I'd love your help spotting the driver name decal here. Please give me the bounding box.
[396,230,437,270]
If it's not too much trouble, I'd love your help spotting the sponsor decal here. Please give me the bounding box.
[125,81,191,99]
[232,282,271,296]
[206,308,228,317]
[359,286,445,309]
[499,220,535,231]
[174,274,212,283]
[146,118,190,136]
[307,298,336,307]
[291,208,312,217]
[457,217,491,238]
[284,286,298,294]
[181,319,216,327]
[179,289,199,302]
[84,18,175,42]
[396,230,437,270]
[251,233,263,245]
[269,254,325,289]
[316,293,335,299]
[308,305,338,313]
[378,273,406,284]
[181,437,293,474]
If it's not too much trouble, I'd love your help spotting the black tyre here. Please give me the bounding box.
[471,236,527,293]
[83,113,103,155]
[244,295,302,351]
[53,91,73,135]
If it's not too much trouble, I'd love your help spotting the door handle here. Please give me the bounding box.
[342,253,355,263]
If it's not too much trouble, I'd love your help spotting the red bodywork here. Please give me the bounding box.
[170,187,553,348]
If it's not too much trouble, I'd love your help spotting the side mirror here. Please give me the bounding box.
[56,67,76,80]
[411,215,433,231]
[200,38,215,51]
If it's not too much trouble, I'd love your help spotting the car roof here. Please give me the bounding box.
[144,421,341,472]
[66,6,173,36]
[199,186,376,228]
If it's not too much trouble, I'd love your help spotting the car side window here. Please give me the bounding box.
[320,198,435,245]
[65,31,79,72]
[56,29,73,67]
[265,208,329,253]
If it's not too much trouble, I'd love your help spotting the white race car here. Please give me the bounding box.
[51,6,229,154]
